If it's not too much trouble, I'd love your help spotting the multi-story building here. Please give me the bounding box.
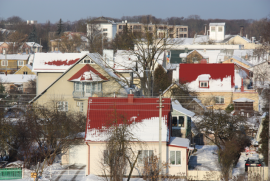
[87,17,189,40]
[116,21,188,38]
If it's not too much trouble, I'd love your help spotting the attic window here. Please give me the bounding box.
[172,116,184,128]
[83,59,93,64]
[200,81,209,88]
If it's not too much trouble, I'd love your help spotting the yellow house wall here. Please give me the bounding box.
[15,66,35,75]
[37,72,62,95]
[223,58,250,69]
[86,142,187,176]
[197,91,259,111]
[34,61,124,114]
[228,36,260,49]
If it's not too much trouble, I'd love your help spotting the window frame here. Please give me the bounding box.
[215,96,225,104]
[57,101,68,112]
[172,116,185,128]
[170,151,181,166]
[211,27,215,32]
[23,71,28,75]
[1,60,8,66]
[199,81,209,88]
[218,26,223,32]
[138,150,154,165]
[18,60,24,66]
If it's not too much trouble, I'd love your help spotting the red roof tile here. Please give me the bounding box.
[179,63,235,87]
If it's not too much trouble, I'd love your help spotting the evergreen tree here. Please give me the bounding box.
[28,25,37,43]
[56,19,64,36]
[259,115,269,165]
[153,64,171,96]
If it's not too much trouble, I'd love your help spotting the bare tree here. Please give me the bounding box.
[58,33,82,53]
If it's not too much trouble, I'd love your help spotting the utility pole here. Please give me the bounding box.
[157,89,164,181]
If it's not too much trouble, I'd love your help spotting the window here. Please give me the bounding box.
[169,34,174,38]
[23,71,28,75]
[211,27,215,32]
[138,150,153,164]
[57,101,68,111]
[119,25,122,29]
[192,57,198,63]
[218,27,223,32]
[1,60,8,66]
[170,151,181,165]
[133,25,141,30]
[172,116,184,128]
[103,28,107,31]
[103,33,107,36]
[184,34,187,37]
[18,61,24,66]
[169,28,174,32]
[148,27,153,31]
[230,59,233,62]
[200,81,209,88]
[85,83,91,93]
[79,102,83,112]
[180,28,183,32]
[75,82,82,91]
[180,34,183,38]
[183,28,187,32]
[215,96,225,104]
[83,59,93,64]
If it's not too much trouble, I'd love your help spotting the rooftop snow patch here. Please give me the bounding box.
[169,137,193,149]
[172,100,195,117]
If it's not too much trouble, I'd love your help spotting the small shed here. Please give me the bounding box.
[233,97,254,117]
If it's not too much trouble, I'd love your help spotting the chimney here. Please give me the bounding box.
[240,26,244,37]
[128,90,134,104]
[241,78,244,92]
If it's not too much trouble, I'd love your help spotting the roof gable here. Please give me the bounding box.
[68,64,108,82]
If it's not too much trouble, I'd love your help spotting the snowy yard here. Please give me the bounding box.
[189,145,220,171]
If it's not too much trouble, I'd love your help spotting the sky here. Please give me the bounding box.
[0,0,269,23]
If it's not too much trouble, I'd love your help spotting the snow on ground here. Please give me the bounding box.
[232,152,246,176]
[189,145,220,171]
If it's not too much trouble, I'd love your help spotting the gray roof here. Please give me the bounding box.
[209,23,225,26]
[169,137,192,149]
[172,100,195,117]
[231,55,253,67]
[233,98,255,102]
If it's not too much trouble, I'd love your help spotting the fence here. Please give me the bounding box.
[48,166,86,179]
[0,168,22,180]
[248,167,268,181]
[188,170,222,180]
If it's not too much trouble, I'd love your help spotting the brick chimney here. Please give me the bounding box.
[128,89,134,104]
[241,78,244,92]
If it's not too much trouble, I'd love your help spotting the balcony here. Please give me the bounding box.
[73,91,103,98]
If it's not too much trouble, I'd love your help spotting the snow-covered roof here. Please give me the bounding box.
[25,42,43,47]
[32,52,88,73]
[231,55,253,67]
[209,23,225,26]
[169,137,193,149]
[0,74,36,83]
[192,98,207,110]
[172,100,195,117]
[26,64,33,70]
[0,54,29,60]
[198,74,210,81]
[233,98,255,102]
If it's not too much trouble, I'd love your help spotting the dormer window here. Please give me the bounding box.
[200,81,208,88]
[82,59,94,64]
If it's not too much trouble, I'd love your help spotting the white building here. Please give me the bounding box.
[209,23,225,41]
[87,17,117,40]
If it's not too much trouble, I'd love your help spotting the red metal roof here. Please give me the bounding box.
[68,64,108,81]
[179,63,235,87]
[44,58,80,66]
[85,95,171,141]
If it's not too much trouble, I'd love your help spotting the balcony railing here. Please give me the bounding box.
[73,91,103,98]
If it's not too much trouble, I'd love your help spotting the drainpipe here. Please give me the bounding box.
[86,142,90,175]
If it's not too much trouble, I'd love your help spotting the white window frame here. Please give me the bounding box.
[211,27,215,32]
[170,151,181,165]
[172,116,185,128]
[218,26,223,32]
[138,150,154,164]
[82,59,94,64]
[215,96,225,104]
[75,82,83,91]
[200,81,208,88]
[103,28,108,31]
[1,60,8,66]
[18,60,24,66]
[57,101,68,111]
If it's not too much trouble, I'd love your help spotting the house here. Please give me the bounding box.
[178,63,259,111]
[20,42,43,53]
[87,17,117,40]
[223,55,253,69]
[0,74,36,93]
[32,52,88,95]
[30,53,131,114]
[0,42,11,54]
[249,60,270,88]
[81,94,193,176]
[233,98,255,117]
[0,54,29,74]
[179,50,209,63]
[14,64,35,75]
